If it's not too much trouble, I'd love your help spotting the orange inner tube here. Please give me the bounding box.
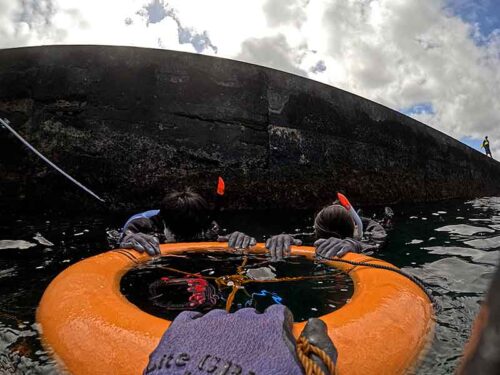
[37,243,434,375]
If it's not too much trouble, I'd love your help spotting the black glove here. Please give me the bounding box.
[120,232,160,256]
[314,237,362,259]
[300,318,338,374]
[217,231,257,249]
[265,234,302,262]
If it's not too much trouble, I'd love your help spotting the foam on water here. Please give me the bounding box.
[424,246,499,266]
[406,239,424,245]
[464,235,500,250]
[435,224,495,236]
[32,234,54,247]
[0,240,36,250]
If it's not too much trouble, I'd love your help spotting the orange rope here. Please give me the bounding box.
[241,275,332,284]
[158,266,218,279]
[225,284,239,312]
[157,256,337,372]
[236,256,248,274]
[296,336,336,375]
[159,256,340,312]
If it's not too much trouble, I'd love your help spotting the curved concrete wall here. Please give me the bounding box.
[1,45,499,212]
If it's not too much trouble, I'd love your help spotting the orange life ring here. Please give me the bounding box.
[37,243,434,374]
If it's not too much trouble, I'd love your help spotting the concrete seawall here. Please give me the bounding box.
[1,45,499,212]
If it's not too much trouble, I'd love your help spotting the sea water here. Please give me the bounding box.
[121,252,354,322]
[0,197,499,374]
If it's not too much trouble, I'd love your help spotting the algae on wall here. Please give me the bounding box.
[0,45,499,213]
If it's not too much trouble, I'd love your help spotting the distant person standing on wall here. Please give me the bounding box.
[481,136,493,158]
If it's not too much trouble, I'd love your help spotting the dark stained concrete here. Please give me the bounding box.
[1,45,499,212]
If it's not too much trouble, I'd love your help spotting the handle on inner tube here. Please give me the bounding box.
[337,192,363,240]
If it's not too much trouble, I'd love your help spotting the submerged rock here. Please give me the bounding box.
[246,266,277,280]
[33,233,54,247]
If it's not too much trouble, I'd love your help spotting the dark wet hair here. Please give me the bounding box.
[314,204,355,239]
[159,188,211,236]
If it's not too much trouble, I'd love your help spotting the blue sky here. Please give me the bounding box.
[447,0,500,37]
[457,0,500,153]
[401,103,435,117]
[461,136,484,152]
[402,103,485,153]
[403,1,500,152]
[371,0,499,155]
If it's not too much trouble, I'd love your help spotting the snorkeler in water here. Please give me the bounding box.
[119,188,256,255]
[265,193,390,262]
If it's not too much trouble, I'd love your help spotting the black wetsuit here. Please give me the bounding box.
[361,217,388,244]
[122,212,220,243]
[293,217,387,254]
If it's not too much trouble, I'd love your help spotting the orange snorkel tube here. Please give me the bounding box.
[216,176,225,196]
[337,193,363,239]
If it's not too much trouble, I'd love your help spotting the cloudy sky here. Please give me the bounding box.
[1,0,500,155]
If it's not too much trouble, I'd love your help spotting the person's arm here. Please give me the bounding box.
[315,220,386,258]
[315,217,389,259]
[264,234,304,262]
[362,217,387,243]
[202,221,220,241]
[315,237,370,258]
[120,217,161,255]
[217,231,257,249]
[319,217,387,258]
[122,217,154,236]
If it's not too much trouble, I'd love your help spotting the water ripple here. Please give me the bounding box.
[1,201,500,374]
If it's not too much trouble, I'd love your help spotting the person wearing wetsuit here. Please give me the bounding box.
[124,190,338,374]
[120,188,256,255]
[482,136,493,158]
[265,200,389,262]
[136,193,363,374]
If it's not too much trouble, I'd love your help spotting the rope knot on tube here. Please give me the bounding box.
[296,335,336,375]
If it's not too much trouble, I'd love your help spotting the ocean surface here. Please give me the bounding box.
[0,197,499,374]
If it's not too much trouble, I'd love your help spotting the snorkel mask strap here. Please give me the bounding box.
[337,192,363,240]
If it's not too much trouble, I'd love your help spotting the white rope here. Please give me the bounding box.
[0,117,105,203]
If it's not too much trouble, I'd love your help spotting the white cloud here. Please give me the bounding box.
[0,0,66,47]
[236,33,308,76]
[263,0,308,28]
[1,0,500,155]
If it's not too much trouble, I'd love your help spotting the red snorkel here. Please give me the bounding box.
[216,176,225,196]
[214,176,225,215]
[337,193,363,240]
